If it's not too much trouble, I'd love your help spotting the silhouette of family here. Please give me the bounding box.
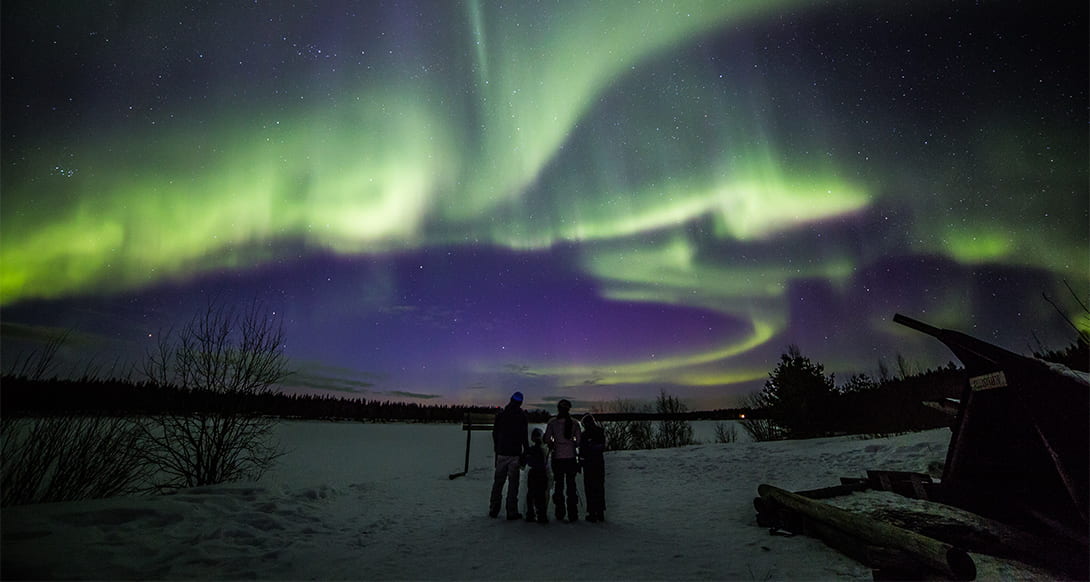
[489,392,606,523]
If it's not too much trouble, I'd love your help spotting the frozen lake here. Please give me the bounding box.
[3,421,1053,580]
[264,419,751,486]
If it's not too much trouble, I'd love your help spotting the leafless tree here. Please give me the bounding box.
[141,300,288,490]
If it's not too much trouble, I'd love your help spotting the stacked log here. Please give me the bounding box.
[756,483,976,580]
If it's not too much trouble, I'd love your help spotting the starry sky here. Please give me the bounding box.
[2,1,1087,410]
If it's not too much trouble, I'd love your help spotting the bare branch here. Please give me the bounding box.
[141,298,287,491]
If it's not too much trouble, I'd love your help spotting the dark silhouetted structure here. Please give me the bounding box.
[893,314,1089,539]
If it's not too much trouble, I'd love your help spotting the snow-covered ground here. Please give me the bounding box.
[1,421,1057,580]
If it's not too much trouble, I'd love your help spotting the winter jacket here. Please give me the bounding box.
[579,424,607,461]
[525,442,548,473]
[492,403,529,457]
[543,415,582,460]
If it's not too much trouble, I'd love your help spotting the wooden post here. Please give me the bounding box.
[758,483,976,580]
[463,426,472,475]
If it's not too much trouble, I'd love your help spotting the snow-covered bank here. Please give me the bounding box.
[1,422,1054,580]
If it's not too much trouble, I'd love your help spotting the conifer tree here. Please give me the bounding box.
[757,345,838,438]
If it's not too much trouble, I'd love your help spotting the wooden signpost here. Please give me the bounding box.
[448,412,495,480]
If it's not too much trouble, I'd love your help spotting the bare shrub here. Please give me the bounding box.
[1,415,151,507]
[713,421,738,444]
[739,417,784,442]
[142,300,288,490]
[593,391,696,450]
[5,330,70,380]
[625,414,656,450]
[1,330,153,507]
[654,390,696,448]
[739,393,786,442]
[592,398,654,451]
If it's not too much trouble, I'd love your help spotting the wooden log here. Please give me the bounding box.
[758,483,976,580]
[795,480,869,500]
[805,520,933,580]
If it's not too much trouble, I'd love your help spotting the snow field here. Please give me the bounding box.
[1,421,1053,580]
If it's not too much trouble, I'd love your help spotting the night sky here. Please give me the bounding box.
[2,1,1087,410]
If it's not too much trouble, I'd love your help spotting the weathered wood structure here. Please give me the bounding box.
[893,313,1089,533]
[755,314,1088,579]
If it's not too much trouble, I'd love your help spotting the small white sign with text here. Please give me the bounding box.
[969,371,1008,391]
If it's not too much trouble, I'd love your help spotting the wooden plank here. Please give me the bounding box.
[867,470,933,500]
[462,412,496,430]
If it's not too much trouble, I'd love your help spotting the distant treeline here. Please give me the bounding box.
[831,363,965,434]
[834,335,1089,435]
[590,409,749,422]
[0,376,512,422]
[0,375,753,423]
[0,369,947,430]
[1034,338,1089,373]
[2,336,1083,426]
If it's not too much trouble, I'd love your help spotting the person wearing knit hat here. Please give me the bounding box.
[489,392,529,520]
[543,398,582,522]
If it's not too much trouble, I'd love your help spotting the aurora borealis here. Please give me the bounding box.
[2,1,1087,409]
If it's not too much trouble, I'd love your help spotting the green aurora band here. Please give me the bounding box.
[3,1,859,301]
[2,0,1086,395]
